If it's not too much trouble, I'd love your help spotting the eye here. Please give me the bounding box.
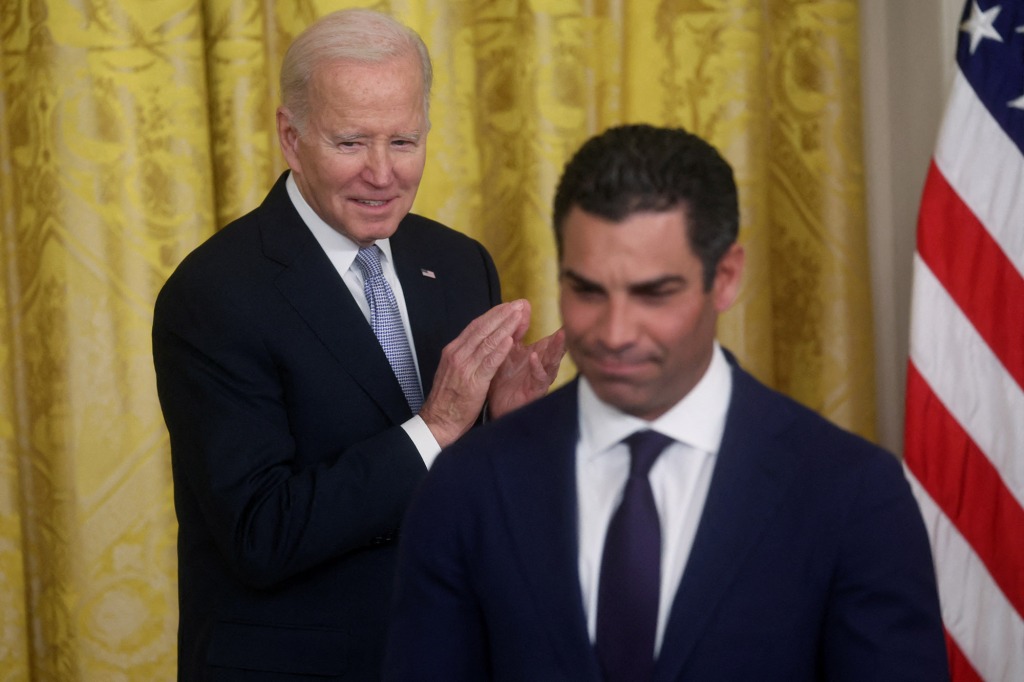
[391,137,419,149]
[567,281,604,299]
[633,282,684,303]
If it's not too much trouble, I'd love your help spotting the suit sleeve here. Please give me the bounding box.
[383,449,491,681]
[820,451,950,681]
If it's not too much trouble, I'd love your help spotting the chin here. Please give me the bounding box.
[590,383,652,416]
[351,224,401,243]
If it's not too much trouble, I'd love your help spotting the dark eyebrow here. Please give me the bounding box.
[561,269,605,292]
[629,275,685,296]
[561,268,686,295]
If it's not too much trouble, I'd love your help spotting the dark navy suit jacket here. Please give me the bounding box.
[385,361,949,681]
[153,172,501,680]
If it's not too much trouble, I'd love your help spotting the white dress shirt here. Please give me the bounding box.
[286,174,441,466]
[576,342,732,656]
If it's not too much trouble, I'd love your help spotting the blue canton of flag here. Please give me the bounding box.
[958,0,1024,153]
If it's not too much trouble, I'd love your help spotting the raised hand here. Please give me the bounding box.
[487,301,566,420]
[419,300,529,447]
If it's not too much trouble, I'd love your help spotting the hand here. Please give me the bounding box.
[487,302,566,420]
[419,300,530,447]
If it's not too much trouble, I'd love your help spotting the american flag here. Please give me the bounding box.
[903,1,1024,679]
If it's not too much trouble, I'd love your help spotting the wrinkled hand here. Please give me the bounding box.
[487,302,566,420]
[419,300,530,448]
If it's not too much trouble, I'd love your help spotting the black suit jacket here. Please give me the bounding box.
[153,172,501,680]
[385,361,949,681]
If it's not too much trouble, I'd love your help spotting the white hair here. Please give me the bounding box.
[280,8,433,133]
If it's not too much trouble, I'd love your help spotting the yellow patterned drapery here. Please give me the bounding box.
[0,0,873,678]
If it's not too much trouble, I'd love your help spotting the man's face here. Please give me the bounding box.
[559,206,743,421]
[277,53,428,246]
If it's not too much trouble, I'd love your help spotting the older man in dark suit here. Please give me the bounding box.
[152,9,562,680]
[385,124,948,681]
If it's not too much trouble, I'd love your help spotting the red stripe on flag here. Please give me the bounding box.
[904,362,1024,619]
[944,629,983,682]
[916,162,1024,391]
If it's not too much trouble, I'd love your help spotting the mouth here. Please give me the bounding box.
[354,198,390,207]
[586,354,655,379]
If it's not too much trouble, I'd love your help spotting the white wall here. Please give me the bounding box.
[860,0,964,453]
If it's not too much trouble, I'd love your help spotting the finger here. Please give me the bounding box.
[529,352,549,382]
[543,329,567,369]
[447,301,525,367]
[458,300,525,348]
[435,315,519,395]
[528,328,566,370]
[536,342,564,381]
[480,334,516,378]
[463,334,516,394]
[510,299,531,344]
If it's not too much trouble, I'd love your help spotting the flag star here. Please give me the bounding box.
[960,1,1003,54]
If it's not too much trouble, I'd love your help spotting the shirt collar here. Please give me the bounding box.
[578,342,732,459]
[285,171,395,271]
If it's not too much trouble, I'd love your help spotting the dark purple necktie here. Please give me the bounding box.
[595,430,673,682]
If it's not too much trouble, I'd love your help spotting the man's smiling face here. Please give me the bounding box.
[278,52,428,245]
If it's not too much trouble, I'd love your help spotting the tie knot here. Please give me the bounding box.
[624,430,673,478]
[355,245,384,280]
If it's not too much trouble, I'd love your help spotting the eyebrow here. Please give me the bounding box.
[334,131,424,142]
[561,268,686,294]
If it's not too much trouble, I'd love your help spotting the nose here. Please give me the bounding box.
[362,145,394,187]
[595,296,637,352]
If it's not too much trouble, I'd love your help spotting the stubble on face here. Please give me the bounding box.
[558,207,738,421]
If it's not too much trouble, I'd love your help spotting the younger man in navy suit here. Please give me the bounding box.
[385,124,948,681]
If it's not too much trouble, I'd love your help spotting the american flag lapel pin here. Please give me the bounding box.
[420,268,436,279]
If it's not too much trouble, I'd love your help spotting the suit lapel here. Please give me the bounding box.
[653,364,803,681]
[491,382,603,680]
[259,174,411,423]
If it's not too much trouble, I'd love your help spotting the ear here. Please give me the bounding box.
[711,243,745,312]
[276,106,302,173]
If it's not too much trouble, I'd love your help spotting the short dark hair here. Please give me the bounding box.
[552,124,739,290]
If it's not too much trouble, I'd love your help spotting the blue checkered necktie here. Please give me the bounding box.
[595,430,673,682]
[354,245,423,413]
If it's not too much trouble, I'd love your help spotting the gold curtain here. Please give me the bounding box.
[0,0,874,678]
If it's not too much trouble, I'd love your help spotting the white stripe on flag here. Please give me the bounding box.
[906,470,1024,682]
[933,72,1024,279]
[909,254,1024,509]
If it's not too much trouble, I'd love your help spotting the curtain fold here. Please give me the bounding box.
[0,1,873,677]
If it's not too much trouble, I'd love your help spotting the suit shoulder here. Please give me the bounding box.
[153,200,298,331]
[159,175,298,290]
[156,219,257,311]
[401,212,470,237]
[730,362,897,471]
[392,214,498,301]
[436,384,577,469]
[397,213,489,253]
